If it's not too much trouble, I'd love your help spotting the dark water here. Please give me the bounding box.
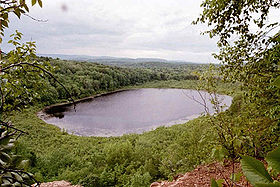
[43,88,232,137]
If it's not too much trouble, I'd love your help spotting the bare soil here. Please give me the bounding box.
[151,161,252,187]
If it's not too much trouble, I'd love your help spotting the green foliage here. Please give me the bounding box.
[211,178,219,187]
[273,76,280,88]
[255,184,280,187]
[197,0,280,163]
[0,0,42,43]
[0,0,43,42]
[211,178,224,187]
[34,57,200,106]
[1,31,53,115]
[266,147,280,174]
[230,172,242,183]
[211,146,228,162]
[241,147,280,186]
[241,156,273,185]
[197,61,279,186]
[127,171,152,187]
[194,0,280,46]
[219,35,280,121]
[196,0,280,122]
[0,121,38,186]
[0,31,49,186]
[10,103,218,186]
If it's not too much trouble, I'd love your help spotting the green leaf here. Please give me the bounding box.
[23,4,29,12]
[216,179,224,187]
[38,0,42,7]
[272,76,280,88]
[266,147,280,173]
[0,152,12,162]
[0,135,11,146]
[11,172,23,182]
[13,8,21,19]
[211,179,219,187]
[241,156,273,186]
[211,146,228,161]
[0,158,7,167]
[2,20,8,27]
[2,13,8,20]
[1,143,15,151]
[210,179,224,187]
[18,160,29,169]
[231,172,243,182]
[31,0,36,6]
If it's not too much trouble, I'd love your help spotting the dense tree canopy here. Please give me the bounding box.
[36,57,199,105]
[196,0,280,120]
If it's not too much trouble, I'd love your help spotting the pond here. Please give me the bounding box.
[41,88,232,137]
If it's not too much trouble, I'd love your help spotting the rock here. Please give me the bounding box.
[33,180,82,187]
[150,182,161,187]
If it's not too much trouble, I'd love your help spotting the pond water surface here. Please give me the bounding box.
[42,88,232,137]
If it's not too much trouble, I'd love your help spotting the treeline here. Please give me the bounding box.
[38,57,198,105]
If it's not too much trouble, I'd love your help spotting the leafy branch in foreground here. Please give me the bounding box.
[0,31,75,186]
[0,0,43,43]
[196,0,280,186]
[0,30,75,115]
[193,65,241,187]
[195,0,280,122]
[0,120,40,186]
[241,146,280,187]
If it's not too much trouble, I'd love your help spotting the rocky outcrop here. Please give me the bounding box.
[33,181,81,187]
[150,161,251,187]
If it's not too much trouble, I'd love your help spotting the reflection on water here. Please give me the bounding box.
[42,88,232,137]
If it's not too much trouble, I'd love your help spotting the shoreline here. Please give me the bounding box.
[37,88,136,120]
[37,87,232,137]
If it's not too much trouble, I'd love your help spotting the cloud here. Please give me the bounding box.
[2,0,219,63]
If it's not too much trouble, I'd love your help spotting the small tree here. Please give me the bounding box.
[195,1,280,186]
[0,1,74,185]
[194,0,280,120]
[194,0,280,157]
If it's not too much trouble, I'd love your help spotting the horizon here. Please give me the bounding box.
[1,0,218,64]
[38,53,207,64]
[2,0,278,64]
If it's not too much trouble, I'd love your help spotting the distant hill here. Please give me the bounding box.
[38,54,198,65]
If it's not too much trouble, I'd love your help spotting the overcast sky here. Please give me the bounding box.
[2,0,277,63]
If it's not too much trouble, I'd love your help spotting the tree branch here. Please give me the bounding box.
[182,90,210,114]
[2,61,76,108]
[23,13,48,22]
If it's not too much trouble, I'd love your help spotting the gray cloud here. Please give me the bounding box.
[2,0,219,63]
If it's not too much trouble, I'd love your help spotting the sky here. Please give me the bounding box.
[1,0,277,63]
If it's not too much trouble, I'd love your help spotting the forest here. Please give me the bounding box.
[19,56,200,107]
[0,0,280,187]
